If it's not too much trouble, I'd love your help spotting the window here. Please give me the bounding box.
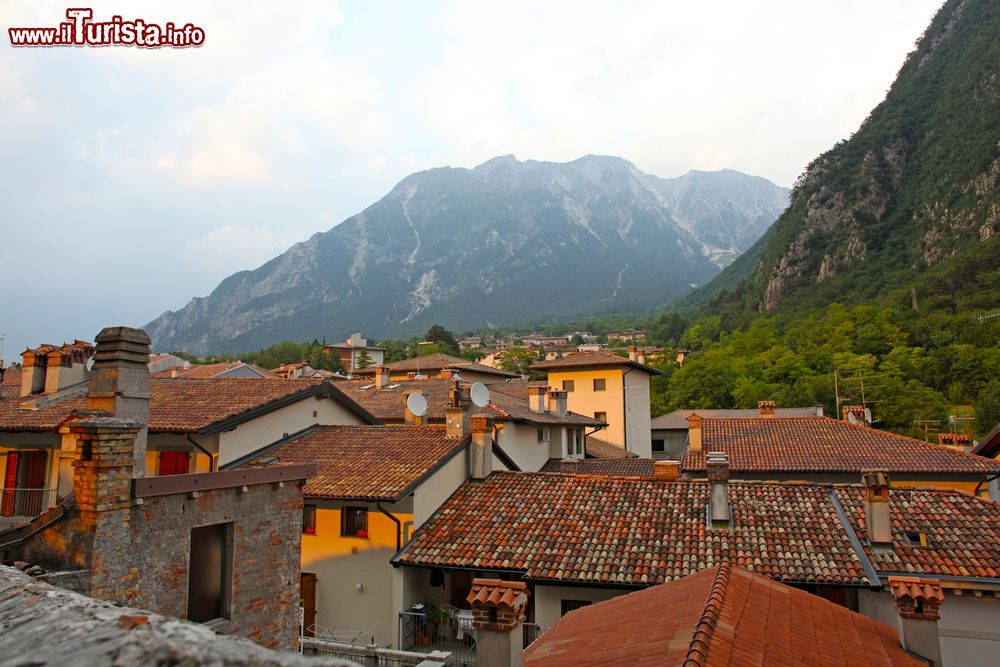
[593,378,606,392]
[341,507,369,538]
[303,504,317,535]
[562,380,575,392]
[561,599,591,616]
[187,523,232,623]
[594,412,607,424]
[537,428,550,442]
[652,439,665,453]
[158,451,190,476]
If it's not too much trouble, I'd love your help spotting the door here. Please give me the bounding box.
[21,451,48,515]
[1,452,18,516]
[301,572,317,636]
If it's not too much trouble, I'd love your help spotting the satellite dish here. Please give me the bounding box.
[450,371,464,383]
[406,392,428,417]
[847,412,858,424]
[864,408,872,424]
[470,382,490,408]
[413,372,425,380]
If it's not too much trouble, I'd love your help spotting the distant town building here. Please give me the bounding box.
[325,333,386,370]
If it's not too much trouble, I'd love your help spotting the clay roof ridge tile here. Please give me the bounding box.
[682,560,733,666]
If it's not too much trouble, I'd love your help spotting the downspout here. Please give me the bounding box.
[186,434,217,472]
[621,367,634,454]
[974,473,999,497]
[377,501,402,552]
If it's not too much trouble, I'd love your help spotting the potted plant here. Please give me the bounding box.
[425,605,448,643]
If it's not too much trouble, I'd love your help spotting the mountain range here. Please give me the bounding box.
[146,157,788,354]
[681,0,999,320]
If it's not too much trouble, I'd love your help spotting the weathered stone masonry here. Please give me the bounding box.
[3,326,311,651]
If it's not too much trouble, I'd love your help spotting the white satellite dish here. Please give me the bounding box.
[864,408,872,424]
[406,392,428,417]
[470,382,490,408]
[847,412,858,424]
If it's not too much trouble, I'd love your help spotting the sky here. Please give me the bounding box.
[0,0,944,361]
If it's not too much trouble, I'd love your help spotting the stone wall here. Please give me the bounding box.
[0,565,354,666]
[130,479,306,649]
[6,417,308,651]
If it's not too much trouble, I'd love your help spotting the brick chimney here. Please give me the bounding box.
[20,348,47,396]
[707,452,730,525]
[862,470,892,546]
[758,400,776,418]
[470,415,493,480]
[445,405,469,438]
[374,366,390,389]
[888,576,944,666]
[938,432,971,450]
[403,391,428,425]
[842,405,865,423]
[652,460,679,481]
[467,579,530,667]
[528,386,547,414]
[558,457,578,474]
[546,389,567,419]
[686,413,703,451]
[438,369,456,380]
[628,345,638,362]
[637,349,646,365]
[86,328,151,478]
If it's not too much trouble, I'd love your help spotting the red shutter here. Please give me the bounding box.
[158,451,190,476]
[1,453,18,516]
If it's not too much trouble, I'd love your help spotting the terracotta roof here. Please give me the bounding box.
[540,458,656,476]
[467,579,528,608]
[888,576,946,604]
[835,486,1000,579]
[685,417,1000,475]
[357,352,518,378]
[524,563,922,667]
[236,425,468,501]
[583,436,638,459]
[0,378,376,434]
[397,472,871,586]
[651,407,822,430]
[529,351,663,374]
[336,378,601,427]
[1,368,21,386]
[151,361,278,379]
[398,472,1000,586]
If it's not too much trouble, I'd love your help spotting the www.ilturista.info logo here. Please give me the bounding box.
[8,8,205,48]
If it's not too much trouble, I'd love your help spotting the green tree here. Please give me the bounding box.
[424,324,459,354]
[975,380,1000,436]
[354,349,373,370]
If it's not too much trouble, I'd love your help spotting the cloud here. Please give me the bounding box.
[182,225,309,273]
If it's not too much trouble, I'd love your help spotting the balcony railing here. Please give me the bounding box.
[399,609,476,666]
[398,608,542,667]
[0,488,57,531]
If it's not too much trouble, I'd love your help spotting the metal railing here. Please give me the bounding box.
[0,488,57,531]
[399,610,476,666]
[302,637,450,666]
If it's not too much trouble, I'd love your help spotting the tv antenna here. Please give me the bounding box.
[470,382,490,408]
[406,392,428,417]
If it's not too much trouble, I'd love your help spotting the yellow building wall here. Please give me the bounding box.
[546,368,625,445]
[301,506,411,563]
[301,505,414,645]
[893,479,988,499]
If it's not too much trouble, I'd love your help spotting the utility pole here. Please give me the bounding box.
[834,369,841,418]
[911,286,918,310]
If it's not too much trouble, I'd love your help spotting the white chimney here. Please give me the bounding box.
[707,451,729,525]
[862,470,892,546]
[528,386,547,414]
[470,416,493,479]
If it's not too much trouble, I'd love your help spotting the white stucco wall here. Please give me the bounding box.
[413,448,470,527]
[858,587,1000,667]
[497,423,555,473]
[217,395,366,465]
[533,585,629,632]
[623,371,652,458]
